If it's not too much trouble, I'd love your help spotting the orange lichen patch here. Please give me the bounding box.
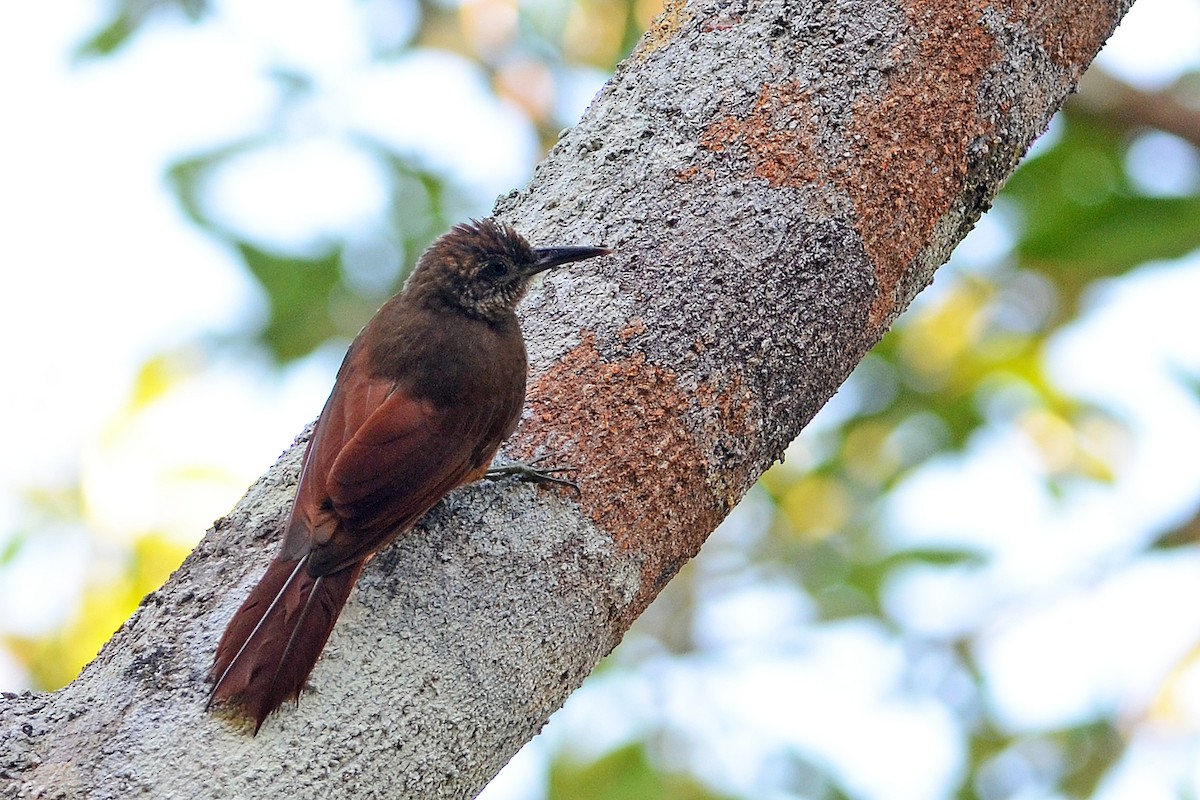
[844,0,997,328]
[509,332,727,622]
[619,317,647,340]
[699,81,824,189]
[635,0,693,58]
[694,2,1003,331]
[675,164,716,183]
[998,0,1119,73]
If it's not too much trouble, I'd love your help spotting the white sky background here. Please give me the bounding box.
[2,1,1200,798]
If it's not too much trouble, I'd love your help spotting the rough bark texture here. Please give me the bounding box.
[1,0,1132,797]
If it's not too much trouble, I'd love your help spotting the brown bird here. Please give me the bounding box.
[208,218,608,732]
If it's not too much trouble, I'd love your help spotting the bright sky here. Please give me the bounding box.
[2,1,1200,798]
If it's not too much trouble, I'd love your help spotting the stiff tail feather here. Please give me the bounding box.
[208,554,363,732]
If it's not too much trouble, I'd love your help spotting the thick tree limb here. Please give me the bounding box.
[1,0,1133,797]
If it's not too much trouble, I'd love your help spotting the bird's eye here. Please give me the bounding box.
[481,260,509,279]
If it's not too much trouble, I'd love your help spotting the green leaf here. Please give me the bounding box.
[236,241,348,362]
[1054,719,1125,798]
[1019,194,1200,274]
[0,534,26,567]
[548,743,732,800]
[884,547,987,569]
[74,13,138,59]
[1147,512,1200,550]
[1005,115,1200,295]
[166,141,266,229]
[73,0,209,60]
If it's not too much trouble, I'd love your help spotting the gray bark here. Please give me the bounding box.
[1,0,1133,797]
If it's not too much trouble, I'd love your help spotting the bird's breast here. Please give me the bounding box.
[365,304,527,418]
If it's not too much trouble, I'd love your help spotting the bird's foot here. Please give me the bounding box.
[485,457,580,496]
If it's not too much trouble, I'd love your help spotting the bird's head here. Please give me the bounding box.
[406,218,609,321]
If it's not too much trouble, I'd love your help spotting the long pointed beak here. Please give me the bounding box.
[530,245,611,275]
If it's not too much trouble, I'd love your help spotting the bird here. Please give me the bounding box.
[207,218,609,732]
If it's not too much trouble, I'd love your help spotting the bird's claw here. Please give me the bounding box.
[485,458,581,496]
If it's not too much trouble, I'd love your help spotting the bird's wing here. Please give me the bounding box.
[283,349,505,576]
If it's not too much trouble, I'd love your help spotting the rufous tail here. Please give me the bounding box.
[208,554,363,733]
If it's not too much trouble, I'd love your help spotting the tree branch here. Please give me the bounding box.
[1070,66,1200,147]
[1,0,1133,797]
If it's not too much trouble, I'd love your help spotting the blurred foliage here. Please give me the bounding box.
[4,2,1200,800]
[73,0,661,365]
[549,742,734,800]
[73,0,208,59]
[1005,118,1200,302]
[2,352,215,690]
[4,533,190,691]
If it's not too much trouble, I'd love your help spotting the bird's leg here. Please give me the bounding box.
[485,455,581,495]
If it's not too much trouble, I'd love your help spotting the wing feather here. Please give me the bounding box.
[283,344,515,576]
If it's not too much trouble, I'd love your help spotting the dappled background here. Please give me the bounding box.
[3,0,1200,797]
